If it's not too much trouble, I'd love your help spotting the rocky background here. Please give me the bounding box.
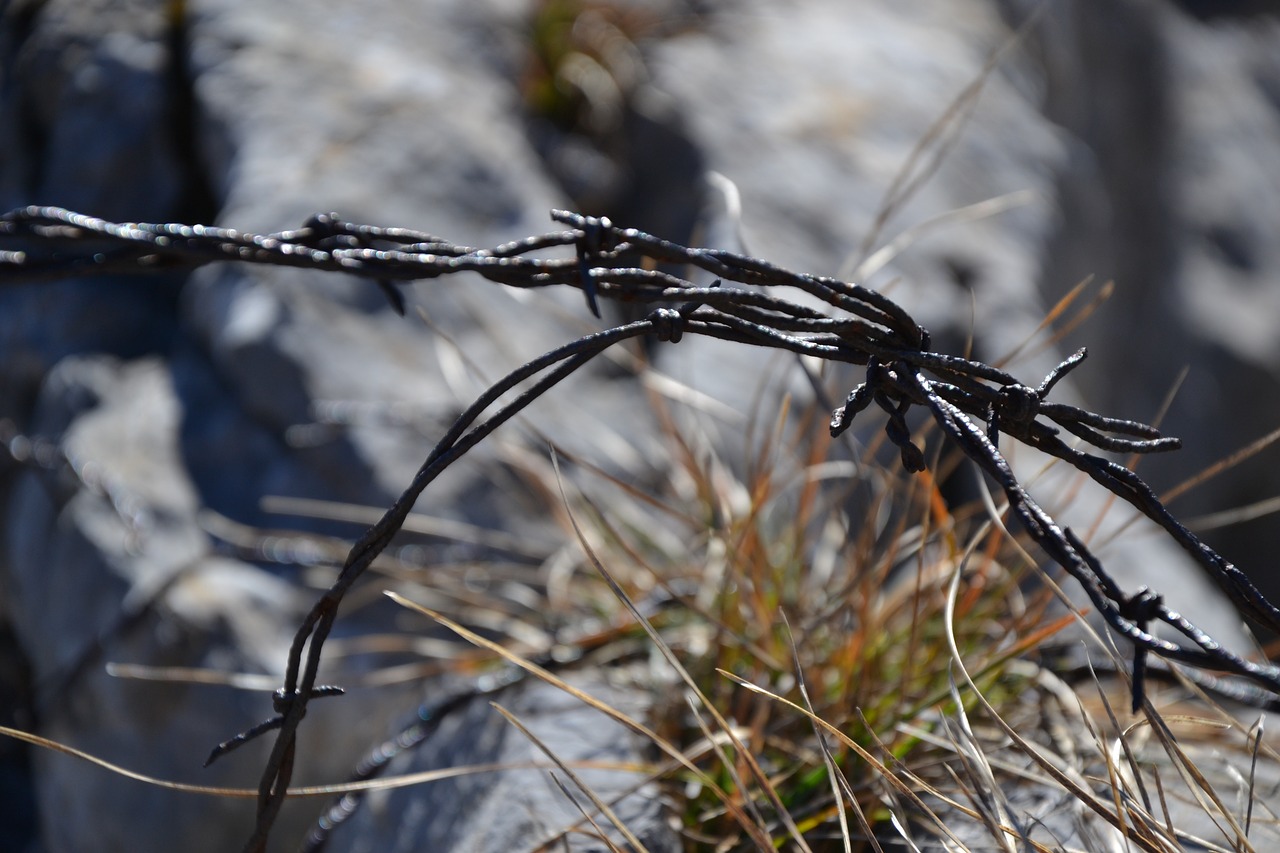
[3,0,1280,850]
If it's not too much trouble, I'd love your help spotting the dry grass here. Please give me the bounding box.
[348,232,1280,848]
[376,335,1280,851]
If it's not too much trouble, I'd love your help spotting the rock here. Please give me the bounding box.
[642,0,1077,455]
[881,691,1280,851]
[7,356,286,851]
[322,672,679,853]
[1008,0,1280,617]
[178,0,675,534]
[5,354,436,851]
[8,357,205,684]
[644,0,1263,652]
[0,0,193,221]
[1,1,679,849]
[0,0,205,415]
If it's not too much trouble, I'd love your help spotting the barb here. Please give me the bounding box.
[6,205,1280,847]
[203,685,345,768]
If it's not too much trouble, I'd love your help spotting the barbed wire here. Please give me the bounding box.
[4,204,1280,851]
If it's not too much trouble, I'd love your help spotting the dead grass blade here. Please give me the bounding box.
[1082,671,1141,847]
[1091,670,1155,819]
[544,773,627,853]
[856,704,1062,853]
[1160,425,1280,506]
[938,555,1168,852]
[1182,494,1280,534]
[849,190,1037,283]
[784,615,866,853]
[943,672,1022,853]
[259,495,554,559]
[104,664,282,691]
[1245,714,1264,839]
[994,275,1093,369]
[491,702,645,853]
[0,723,648,799]
[680,692,773,839]
[1083,364,1190,545]
[1018,279,1116,365]
[0,725,264,798]
[1136,702,1253,851]
[847,8,1040,275]
[716,670,974,851]
[382,591,771,847]
[549,454,814,852]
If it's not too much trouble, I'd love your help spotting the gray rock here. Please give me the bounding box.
[2,1,677,849]
[645,0,1073,450]
[178,0,673,534]
[0,0,194,429]
[7,356,287,851]
[325,672,679,853]
[651,1,1063,272]
[5,354,436,852]
[0,0,189,220]
[1011,0,1280,613]
[8,356,206,684]
[645,0,1262,652]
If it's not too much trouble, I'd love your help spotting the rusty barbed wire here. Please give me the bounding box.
[5,204,1280,850]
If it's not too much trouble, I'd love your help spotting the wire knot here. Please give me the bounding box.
[552,211,616,319]
[996,383,1041,427]
[649,307,685,343]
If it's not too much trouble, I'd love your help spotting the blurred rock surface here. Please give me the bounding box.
[2,0,1280,850]
[322,672,676,853]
